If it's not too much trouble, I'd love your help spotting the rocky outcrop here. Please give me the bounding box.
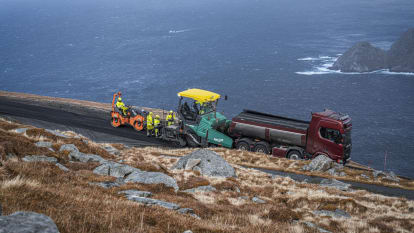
[124,170,179,191]
[330,29,414,73]
[93,162,139,178]
[183,185,217,193]
[330,42,386,72]
[172,149,236,178]
[313,209,351,218]
[60,144,106,163]
[0,211,60,233]
[387,29,414,72]
[302,154,334,172]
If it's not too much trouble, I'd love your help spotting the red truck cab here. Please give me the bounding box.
[306,109,352,163]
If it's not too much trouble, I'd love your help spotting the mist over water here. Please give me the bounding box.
[1,0,414,177]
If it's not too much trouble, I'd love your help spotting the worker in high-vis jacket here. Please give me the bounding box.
[166,110,175,126]
[146,112,154,136]
[116,97,129,116]
[154,115,161,137]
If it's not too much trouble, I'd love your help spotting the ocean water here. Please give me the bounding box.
[1,0,414,177]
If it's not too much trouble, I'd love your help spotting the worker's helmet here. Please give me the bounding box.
[169,110,173,113]
[117,97,122,101]
[156,115,160,119]
[149,112,153,115]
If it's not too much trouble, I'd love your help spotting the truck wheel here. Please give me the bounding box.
[287,150,303,160]
[254,142,270,154]
[236,141,250,151]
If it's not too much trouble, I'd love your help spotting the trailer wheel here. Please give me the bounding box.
[254,142,270,154]
[236,141,250,151]
[287,150,303,160]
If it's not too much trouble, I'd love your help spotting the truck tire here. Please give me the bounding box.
[236,141,250,151]
[254,142,270,154]
[111,117,121,128]
[287,150,303,160]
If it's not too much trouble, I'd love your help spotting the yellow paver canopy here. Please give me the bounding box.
[177,89,221,103]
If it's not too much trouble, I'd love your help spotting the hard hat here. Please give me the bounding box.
[117,97,122,101]
[169,110,173,113]
[156,115,160,118]
[149,112,153,115]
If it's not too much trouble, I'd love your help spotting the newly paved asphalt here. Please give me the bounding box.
[0,96,168,147]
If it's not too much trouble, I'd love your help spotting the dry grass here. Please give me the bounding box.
[1,109,414,232]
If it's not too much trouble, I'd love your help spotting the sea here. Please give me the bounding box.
[1,0,413,178]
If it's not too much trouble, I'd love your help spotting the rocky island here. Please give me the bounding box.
[330,28,414,73]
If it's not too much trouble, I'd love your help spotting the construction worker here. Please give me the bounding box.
[166,110,175,126]
[154,115,161,137]
[146,112,154,136]
[116,97,129,116]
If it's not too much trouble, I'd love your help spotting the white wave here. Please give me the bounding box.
[297,54,414,76]
[169,29,192,34]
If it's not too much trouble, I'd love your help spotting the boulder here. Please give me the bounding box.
[313,209,351,218]
[69,152,106,164]
[22,155,57,164]
[183,185,217,193]
[183,231,193,233]
[177,208,200,219]
[320,179,351,191]
[59,144,79,153]
[35,141,54,151]
[387,28,414,72]
[0,211,60,233]
[360,174,369,179]
[55,163,70,172]
[329,42,386,72]
[102,145,120,156]
[93,162,140,178]
[127,197,180,210]
[118,190,152,198]
[172,149,236,178]
[303,155,333,172]
[252,196,266,204]
[124,171,179,191]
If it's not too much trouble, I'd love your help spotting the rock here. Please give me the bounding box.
[303,221,332,233]
[373,170,387,179]
[103,145,120,156]
[305,155,334,172]
[125,171,179,191]
[69,152,106,164]
[6,153,17,160]
[185,159,201,170]
[330,42,386,72]
[22,155,58,164]
[55,163,69,172]
[0,211,60,233]
[387,28,414,72]
[360,174,369,179]
[93,162,140,178]
[252,197,266,204]
[183,185,217,193]
[59,144,79,153]
[14,128,28,134]
[89,181,121,189]
[177,208,200,219]
[313,209,350,218]
[127,197,180,210]
[46,129,68,138]
[35,141,53,151]
[320,179,351,191]
[172,149,236,178]
[183,231,193,233]
[118,190,152,198]
[240,196,249,200]
[383,172,400,182]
